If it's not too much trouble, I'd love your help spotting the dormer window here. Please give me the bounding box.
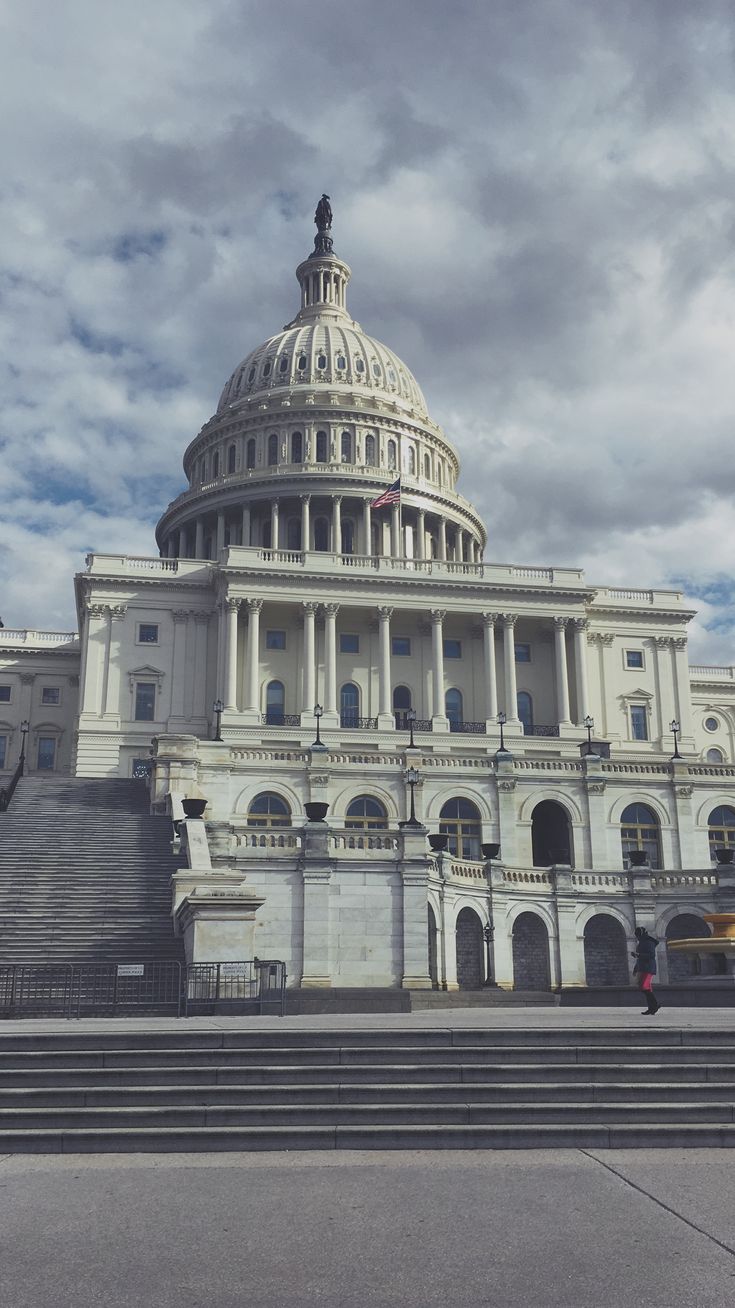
[355,359,365,373]
[279,356,289,373]
[336,355,346,370]
[317,354,327,370]
[372,363,380,378]
[297,355,307,370]
[263,360,272,377]
[248,366,256,383]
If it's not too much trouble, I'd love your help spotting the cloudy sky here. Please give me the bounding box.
[2,0,735,660]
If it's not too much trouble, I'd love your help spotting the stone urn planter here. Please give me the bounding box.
[181,798,207,819]
[428,833,448,852]
[481,843,501,860]
[304,802,329,823]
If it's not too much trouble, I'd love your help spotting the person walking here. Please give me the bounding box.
[632,926,660,1015]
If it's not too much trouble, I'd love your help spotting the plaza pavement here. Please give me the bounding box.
[2,1006,735,1307]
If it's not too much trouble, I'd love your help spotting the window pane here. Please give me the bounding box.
[266,630,286,650]
[630,706,648,740]
[37,737,56,770]
[138,624,159,644]
[0,686,11,702]
[0,736,6,769]
[134,683,156,721]
[41,687,60,705]
[392,637,411,656]
[443,639,461,659]
[340,633,359,654]
[515,643,531,663]
[626,650,644,668]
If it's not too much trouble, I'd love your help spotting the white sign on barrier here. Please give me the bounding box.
[220,963,247,977]
[117,964,145,977]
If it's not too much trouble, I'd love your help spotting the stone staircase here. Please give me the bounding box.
[0,777,184,963]
[1,1025,735,1152]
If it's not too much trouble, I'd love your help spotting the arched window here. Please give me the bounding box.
[279,355,289,373]
[247,792,291,828]
[387,439,397,470]
[620,803,661,869]
[445,688,463,728]
[341,431,352,462]
[291,431,303,463]
[316,430,328,462]
[287,518,301,551]
[345,795,388,830]
[355,358,365,374]
[227,444,236,474]
[246,438,256,469]
[708,805,735,859]
[393,684,412,730]
[314,517,329,551]
[517,692,533,733]
[263,359,272,377]
[707,748,724,763]
[439,797,482,859]
[340,683,360,728]
[407,446,416,475]
[341,520,355,555]
[424,453,431,479]
[316,353,327,370]
[336,354,346,370]
[267,434,278,466]
[365,434,376,466]
[297,354,307,371]
[265,680,285,725]
[532,800,572,866]
[212,451,220,478]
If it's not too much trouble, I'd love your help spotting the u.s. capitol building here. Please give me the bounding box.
[2,200,734,992]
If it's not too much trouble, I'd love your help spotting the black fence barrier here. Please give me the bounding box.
[0,959,287,1018]
[185,959,287,1017]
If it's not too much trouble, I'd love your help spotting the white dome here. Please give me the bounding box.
[217,321,429,421]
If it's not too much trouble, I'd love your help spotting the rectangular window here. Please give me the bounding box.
[625,650,644,669]
[0,736,6,769]
[340,633,360,654]
[134,682,156,721]
[443,639,462,659]
[630,705,648,740]
[515,643,531,663]
[138,623,159,644]
[37,737,56,771]
[392,636,411,657]
[41,687,60,705]
[0,686,10,702]
[265,630,286,650]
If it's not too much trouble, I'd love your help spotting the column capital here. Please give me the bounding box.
[172,609,190,625]
[302,600,318,615]
[333,495,343,506]
[108,604,127,621]
[246,598,263,614]
[482,611,499,626]
[225,598,241,614]
[322,603,340,619]
[377,606,393,621]
[430,609,446,624]
[572,617,588,632]
[673,636,687,650]
[300,493,312,504]
[500,613,517,628]
[654,635,673,649]
[553,616,569,631]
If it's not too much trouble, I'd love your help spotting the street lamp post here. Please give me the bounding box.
[212,699,224,742]
[670,718,682,760]
[405,766,421,826]
[19,719,29,770]
[312,703,326,750]
[497,711,507,753]
[584,714,595,755]
[483,919,494,986]
[406,706,417,750]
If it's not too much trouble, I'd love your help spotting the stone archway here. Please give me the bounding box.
[666,914,724,980]
[512,912,551,990]
[455,907,484,989]
[428,905,438,989]
[531,801,573,866]
[583,914,629,986]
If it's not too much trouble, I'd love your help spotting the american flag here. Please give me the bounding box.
[370,478,401,510]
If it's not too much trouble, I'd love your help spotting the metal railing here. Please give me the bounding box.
[339,715,378,729]
[261,712,302,727]
[523,724,561,737]
[449,720,486,734]
[0,755,24,812]
[0,959,287,1018]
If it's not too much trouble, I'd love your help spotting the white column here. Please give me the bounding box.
[270,500,280,551]
[431,609,446,721]
[672,636,694,741]
[553,616,572,726]
[224,598,240,711]
[378,606,393,726]
[170,609,189,719]
[323,604,339,717]
[438,519,447,561]
[194,518,204,558]
[99,606,113,719]
[416,509,426,560]
[241,505,251,548]
[301,495,311,552]
[363,499,372,556]
[216,512,226,555]
[301,602,317,713]
[245,598,263,713]
[482,612,499,723]
[332,496,342,554]
[391,503,400,557]
[502,614,518,720]
[104,605,126,717]
[572,618,590,724]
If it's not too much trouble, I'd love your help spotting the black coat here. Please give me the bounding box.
[634,933,658,975]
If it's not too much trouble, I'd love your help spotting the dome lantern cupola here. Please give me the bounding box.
[292,192,350,322]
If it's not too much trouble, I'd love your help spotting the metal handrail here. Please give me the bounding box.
[339,715,378,729]
[449,721,486,734]
[0,754,24,812]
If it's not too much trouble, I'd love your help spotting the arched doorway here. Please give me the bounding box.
[583,915,629,986]
[666,913,724,980]
[531,800,572,866]
[512,912,551,990]
[393,685,412,729]
[428,905,438,988]
[455,907,484,989]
